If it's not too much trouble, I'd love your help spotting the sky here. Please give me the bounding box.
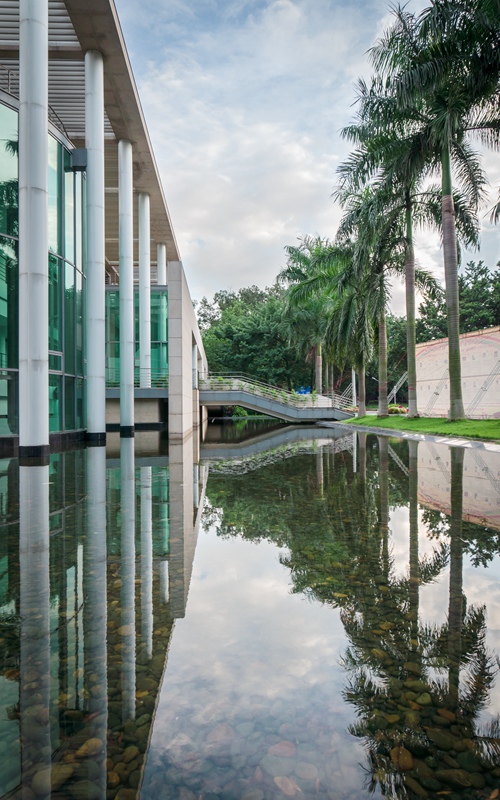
[115,0,500,313]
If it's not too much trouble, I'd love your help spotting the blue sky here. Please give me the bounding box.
[115,0,499,312]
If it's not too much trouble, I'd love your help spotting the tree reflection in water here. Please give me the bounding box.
[204,435,500,798]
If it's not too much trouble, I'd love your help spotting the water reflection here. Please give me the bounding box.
[0,435,204,799]
[1,431,500,800]
[142,432,500,799]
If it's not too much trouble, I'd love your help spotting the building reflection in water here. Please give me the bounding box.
[0,431,205,799]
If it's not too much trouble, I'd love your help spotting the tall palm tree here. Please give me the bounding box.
[338,119,478,417]
[369,5,497,418]
[279,236,333,392]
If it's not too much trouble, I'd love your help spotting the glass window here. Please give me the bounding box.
[64,160,75,265]
[0,235,18,370]
[64,262,75,374]
[75,172,82,271]
[49,373,62,432]
[0,371,18,436]
[76,377,84,429]
[0,104,18,238]
[48,254,62,352]
[48,135,61,255]
[76,269,83,375]
[49,353,62,371]
[64,376,75,430]
[105,290,120,383]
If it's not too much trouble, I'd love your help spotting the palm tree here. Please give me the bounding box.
[338,118,478,418]
[369,4,498,418]
[279,236,333,392]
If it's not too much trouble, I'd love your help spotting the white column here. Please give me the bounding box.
[139,193,151,388]
[352,367,357,409]
[119,140,134,435]
[18,0,49,456]
[157,242,167,285]
[84,447,108,793]
[19,465,51,797]
[85,50,106,442]
[140,466,153,660]
[120,437,136,721]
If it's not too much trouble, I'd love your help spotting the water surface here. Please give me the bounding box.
[0,429,499,800]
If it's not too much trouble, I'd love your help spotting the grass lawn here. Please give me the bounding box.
[345,415,500,442]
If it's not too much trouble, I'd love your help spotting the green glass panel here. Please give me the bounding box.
[48,254,62,352]
[64,376,75,430]
[105,290,120,383]
[49,353,62,371]
[134,290,139,343]
[64,166,75,265]
[0,104,18,238]
[64,262,75,374]
[0,372,18,436]
[0,235,18,370]
[48,136,61,255]
[75,172,82,271]
[49,373,62,432]
[76,269,83,375]
[151,343,168,380]
[76,377,84,429]
[151,290,168,342]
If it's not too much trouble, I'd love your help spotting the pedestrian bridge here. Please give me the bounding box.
[198,374,354,422]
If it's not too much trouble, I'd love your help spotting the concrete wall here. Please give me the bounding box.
[418,440,500,531]
[167,261,208,440]
[416,327,500,418]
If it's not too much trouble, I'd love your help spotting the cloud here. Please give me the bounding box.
[116,0,500,313]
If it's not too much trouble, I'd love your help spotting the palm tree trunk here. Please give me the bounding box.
[315,343,322,394]
[448,446,464,708]
[358,363,366,417]
[408,440,419,642]
[378,436,390,578]
[324,362,329,397]
[442,144,465,420]
[358,431,367,485]
[378,306,388,416]
[405,195,418,418]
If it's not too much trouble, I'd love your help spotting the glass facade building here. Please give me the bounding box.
[105,287,168,387]
[0,101,86,436]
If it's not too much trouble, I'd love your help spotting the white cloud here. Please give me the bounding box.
[116,0,500,314]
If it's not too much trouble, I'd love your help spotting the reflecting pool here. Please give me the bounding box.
[0,428,499,800]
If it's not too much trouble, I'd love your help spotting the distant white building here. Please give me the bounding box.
[416,326,500,419]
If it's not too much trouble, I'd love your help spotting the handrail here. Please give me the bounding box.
[0,63,70,140]
[199,373,352,410]
[105,369,168,389]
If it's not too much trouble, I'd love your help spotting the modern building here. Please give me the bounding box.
[0,0,207,457]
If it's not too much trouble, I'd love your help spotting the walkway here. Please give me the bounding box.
[198,375,353,423]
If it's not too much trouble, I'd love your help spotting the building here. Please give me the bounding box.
[0,0,207,457]
[416,326,500,418]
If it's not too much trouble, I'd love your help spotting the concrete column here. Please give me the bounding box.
[118,140,134,436]
[140,466,153,660]
[157,242,167,285]
[19,465,50,797]
[160,560,169,604]
[85,50,106,443]
[84,447,108,793]
[120,437,136,721]
[18,0,49,457]
[139,193,151,388]
[352,367,357,409]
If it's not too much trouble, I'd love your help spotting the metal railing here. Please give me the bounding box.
[0,63,70,139]
[105,369,168,389]
[198,373,352,410]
